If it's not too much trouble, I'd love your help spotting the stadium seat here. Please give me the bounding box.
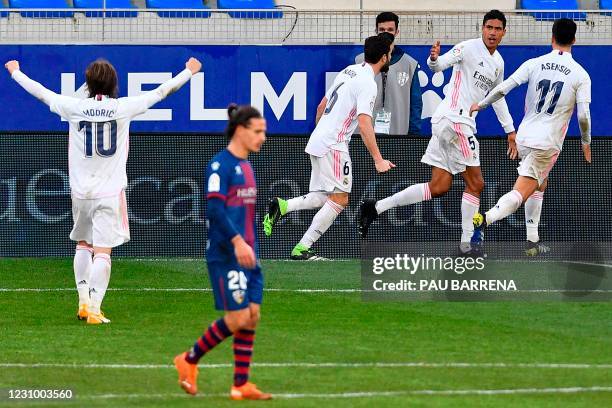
[73,0,137,18]
[601,0,612,15]
[218,0,282,19]
[521,0,587,21]
[9,0,74,18]
[145,0,211,18]
[0,2,7,18]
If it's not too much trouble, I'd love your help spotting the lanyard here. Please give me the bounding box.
[381,72,387,109]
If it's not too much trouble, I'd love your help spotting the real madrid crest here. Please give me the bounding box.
[397,72,409,87]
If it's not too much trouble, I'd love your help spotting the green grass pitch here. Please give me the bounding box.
[0,258,610,407]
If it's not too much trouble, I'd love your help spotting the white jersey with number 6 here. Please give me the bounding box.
[11,69,193,199]
[509,50,591,151]
[305,62,377,157]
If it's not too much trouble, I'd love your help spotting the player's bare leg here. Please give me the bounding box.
[87,246,112,324]
[263,193,327,237]
[74,240,93,320]
[459,166,484,254]
[359,166,450,238]
[525,178,550,256]
[292,192,347,260]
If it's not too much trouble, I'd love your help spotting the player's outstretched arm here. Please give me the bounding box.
[427,41,463,72]
[470,77,519,116]
[358,114,395,173]
[5,60,59,106]
[139,57,202,109]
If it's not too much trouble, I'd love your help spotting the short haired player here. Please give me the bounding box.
[470,18,591,249]
[262,34,395,260]
[174,105,271,400]
[358,10,516,255]
[5,57,201,323]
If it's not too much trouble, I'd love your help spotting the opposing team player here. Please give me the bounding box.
[358,10,516,255]
[174,105,271,400]
[263,34,395,260]
[5,57,201,323]
[470,18,591,249]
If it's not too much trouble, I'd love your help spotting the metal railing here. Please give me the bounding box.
[0,9,609,45]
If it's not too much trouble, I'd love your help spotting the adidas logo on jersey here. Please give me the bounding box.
[478,61,484,67]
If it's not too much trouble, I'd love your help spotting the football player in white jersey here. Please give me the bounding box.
[263,34,395,260]
[358,10,516,254]
[470,18,591,250]
[5,57,202,323]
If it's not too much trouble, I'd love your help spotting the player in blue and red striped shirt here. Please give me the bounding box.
[174,104,271,400]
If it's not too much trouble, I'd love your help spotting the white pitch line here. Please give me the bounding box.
[0,287,360,293]
[75,386,612,400]
[2,287,612,293]
[1,362,611,369]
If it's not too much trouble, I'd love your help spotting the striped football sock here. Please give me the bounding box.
[186,318,233,364]
[233,329,255,387]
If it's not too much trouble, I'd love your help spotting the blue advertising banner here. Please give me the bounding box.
[0,45,608,136]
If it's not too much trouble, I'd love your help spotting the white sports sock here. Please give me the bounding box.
[286,192,327,213]
[74,245,93,304]
[375,183,432,214]
[460,192,480,242]
[89,254,112,314]
[299,200,344,248]
[525,191,544,243]
[486,190,523,225]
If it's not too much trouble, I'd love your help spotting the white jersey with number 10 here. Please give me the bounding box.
[11,68,193,200]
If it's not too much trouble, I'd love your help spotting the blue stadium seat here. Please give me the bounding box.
[521,0,586,21]
[145,0,211,18]
[73,0,137,18]
[218,0,282,19]
[0,2,8,18]
[9,0,74,18]
[601,0,612,15]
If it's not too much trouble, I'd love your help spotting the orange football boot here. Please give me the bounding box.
[174,352,199,395]
[77,303,89,320]
[230,382,272,400]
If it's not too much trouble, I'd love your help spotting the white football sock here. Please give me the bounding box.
[89,254,112,314]
[74,245,93,305]
[461,192,480,242]
[376,183,432,214]
[287,192,327,213]
[486,190,523,225]
[525,191,544,243]
[299,200,344,248]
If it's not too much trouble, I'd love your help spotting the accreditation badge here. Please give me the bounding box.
[374,109,392,135]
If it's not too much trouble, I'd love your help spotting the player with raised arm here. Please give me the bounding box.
[358,10,516,255]
[174,105,271,400]
[470,18,591,248]
[5,57,201,324]
[262,34,395,260]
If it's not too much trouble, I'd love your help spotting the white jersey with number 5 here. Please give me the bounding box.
[305,62,377,157]
[11,69,192,199]
[509,50,591,151]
